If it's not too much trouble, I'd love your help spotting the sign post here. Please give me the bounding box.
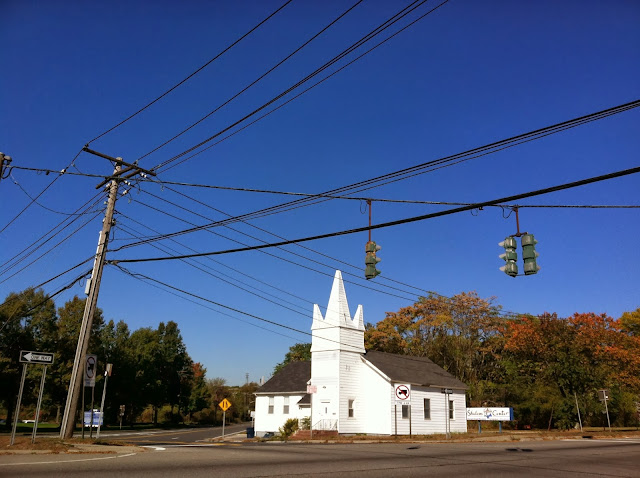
[85,354,97,438]
[307,384,317,439]
[598,389,611,432]
[441,388,453,439]
[119,405,125,430]
[10,364,28,446]
[96,363,112,439]
[394,384,411,436]
[219,398,231,438]
[11,351,54,446]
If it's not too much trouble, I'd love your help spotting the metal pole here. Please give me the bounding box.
[31,365,47,444]
[310,394,313,440]
[574,392,583,432]
[222,410,226,438]
[10,364,28,446]
[60,164,121,439]
[90,385,95,438]
[81,384,86,439]
[96,372,109,439]
[368,200,372,242]
[394,405,397,436]
[604,396,612,432]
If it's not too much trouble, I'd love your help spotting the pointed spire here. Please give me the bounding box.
[353,305,364,331]
[325,270,351,326]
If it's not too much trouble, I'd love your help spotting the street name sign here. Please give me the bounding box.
[441,388,454,394]
[219,398,232,411]
[19,350,54,364]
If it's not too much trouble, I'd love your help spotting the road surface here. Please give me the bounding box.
[1,438,639,477]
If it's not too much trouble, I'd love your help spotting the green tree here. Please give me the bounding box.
[0,288,56,424]
[273,343,311,375]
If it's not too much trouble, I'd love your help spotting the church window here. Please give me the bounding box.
[268,396,274,414]
[402,404,409,419]
[283,396,290,414]
[449,400,454,420]
[423,398,431,419]
[348,399,354,418]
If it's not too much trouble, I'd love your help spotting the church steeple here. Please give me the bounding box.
[311,270,365,353]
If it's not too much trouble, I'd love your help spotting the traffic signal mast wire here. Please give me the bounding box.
[108,165,640,265]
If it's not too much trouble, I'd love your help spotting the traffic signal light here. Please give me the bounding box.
[521,233,540,275]
[498,236,518,277]
[365,241,381,280]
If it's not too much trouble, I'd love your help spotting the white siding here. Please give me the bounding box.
[391,386,467,435]
[254,393,308,437]
[359,359,392,434]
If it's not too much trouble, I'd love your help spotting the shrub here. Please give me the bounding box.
[278,418,299,439]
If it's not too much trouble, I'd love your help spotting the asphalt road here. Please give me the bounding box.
[1,438,639,477]
[98,423,249,445]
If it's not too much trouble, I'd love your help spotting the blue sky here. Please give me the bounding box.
[1,0,639,385]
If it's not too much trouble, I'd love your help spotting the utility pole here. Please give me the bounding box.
[60,148,154,439]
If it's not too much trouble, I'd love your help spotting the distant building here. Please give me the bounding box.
[254,271,467,437]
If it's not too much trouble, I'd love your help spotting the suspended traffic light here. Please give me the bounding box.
[521,233,540,275]
[499,236,518,277]
[365,241,381,280]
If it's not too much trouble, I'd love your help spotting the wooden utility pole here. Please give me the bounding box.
[60,148,154,439]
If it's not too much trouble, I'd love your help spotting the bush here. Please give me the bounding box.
[278,418,299,439]
[299,416,310,430]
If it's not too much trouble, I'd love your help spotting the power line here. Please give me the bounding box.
[135,0,365,164]
[152,0,448,172]
[122,190,417,301]
[136,184,522,317]
[156,0,450,174]
[0,148,84,235]
[0,208,102,285]
[0,192,104,276]
[113,263,514,361]
[86,0,295,144]
[140,177,639,209]
[108,165,640,264]
[128,99,640,246]
[0,267,92,334]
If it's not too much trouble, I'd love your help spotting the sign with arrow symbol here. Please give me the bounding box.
[20,350,54,364]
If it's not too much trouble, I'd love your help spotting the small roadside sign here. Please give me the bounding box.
[19,350,54,364]
[219,398,231,411]
[441,388,454,394]
[307,385,317,394]
[394,384,411,404]
[85,354,97,387]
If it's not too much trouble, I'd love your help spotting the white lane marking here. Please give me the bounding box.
[142,446,166,451]
[0,453,136,467]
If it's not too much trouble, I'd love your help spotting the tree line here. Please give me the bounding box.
[0,288,257,428]
[277,292,640,430]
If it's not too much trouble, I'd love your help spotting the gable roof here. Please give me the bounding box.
[364,350,467,390]
[256,361,310,394]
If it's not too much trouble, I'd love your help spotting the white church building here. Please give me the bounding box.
[254,271,468,437]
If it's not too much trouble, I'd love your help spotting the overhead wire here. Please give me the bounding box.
[135,0,365,164]
[117,99,640,248]
[108,165,640,264]
[86,0,295,144]
[113,263,513,360]
[144,184,524,317]
[151,0,448,172]
[0,191,105,276]
[0,148,84,235]
[137,177,640,209]
[0,267,93,334]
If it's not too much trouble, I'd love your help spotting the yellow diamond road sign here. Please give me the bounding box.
[219,398,231,411]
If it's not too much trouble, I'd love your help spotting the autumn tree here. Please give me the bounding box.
[619,308,640,336]
[365,292,503,402]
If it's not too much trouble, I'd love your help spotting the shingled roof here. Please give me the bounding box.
[364,350,467,390]
[256,361,310,394]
